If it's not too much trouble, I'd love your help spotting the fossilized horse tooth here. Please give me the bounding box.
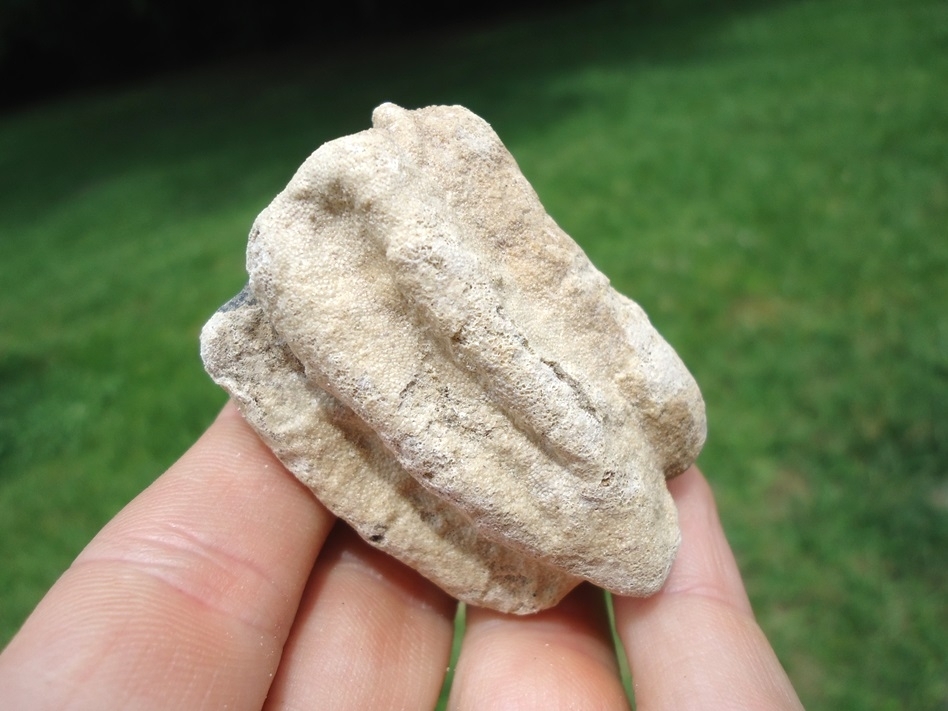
[200,103,706,614]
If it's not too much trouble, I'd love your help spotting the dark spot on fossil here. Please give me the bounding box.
[218,285,255,313]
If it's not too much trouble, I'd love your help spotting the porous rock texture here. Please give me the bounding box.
[200,103,706,614]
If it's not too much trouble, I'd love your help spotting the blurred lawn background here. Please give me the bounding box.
[1,0,946,707]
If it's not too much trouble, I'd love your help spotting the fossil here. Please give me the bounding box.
[200,103,706,614]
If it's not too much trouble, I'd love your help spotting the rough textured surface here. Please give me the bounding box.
[200,103,706,614]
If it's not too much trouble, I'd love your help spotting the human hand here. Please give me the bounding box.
[0,403,803,710]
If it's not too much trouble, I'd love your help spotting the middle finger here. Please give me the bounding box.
[264,523,457,710]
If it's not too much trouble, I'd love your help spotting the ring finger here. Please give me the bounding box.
[448,583,629,710]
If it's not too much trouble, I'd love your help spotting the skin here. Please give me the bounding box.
[0,402,804,710]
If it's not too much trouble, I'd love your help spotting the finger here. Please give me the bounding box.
[613,467,804,710]
[0,402,335,710]
[264,522,456,710]
[449,583,630,710]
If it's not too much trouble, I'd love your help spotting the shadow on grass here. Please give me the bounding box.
[0,0,793,232]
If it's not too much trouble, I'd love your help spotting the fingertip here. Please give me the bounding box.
[657,466,753,613]
[612,466,804,711]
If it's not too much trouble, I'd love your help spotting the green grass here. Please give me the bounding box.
[2,0,947,707]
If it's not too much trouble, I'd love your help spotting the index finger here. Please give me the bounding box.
[0,402,335,710]
[613,467,804,710]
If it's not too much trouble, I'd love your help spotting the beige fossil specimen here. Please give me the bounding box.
[200,103,706,614]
